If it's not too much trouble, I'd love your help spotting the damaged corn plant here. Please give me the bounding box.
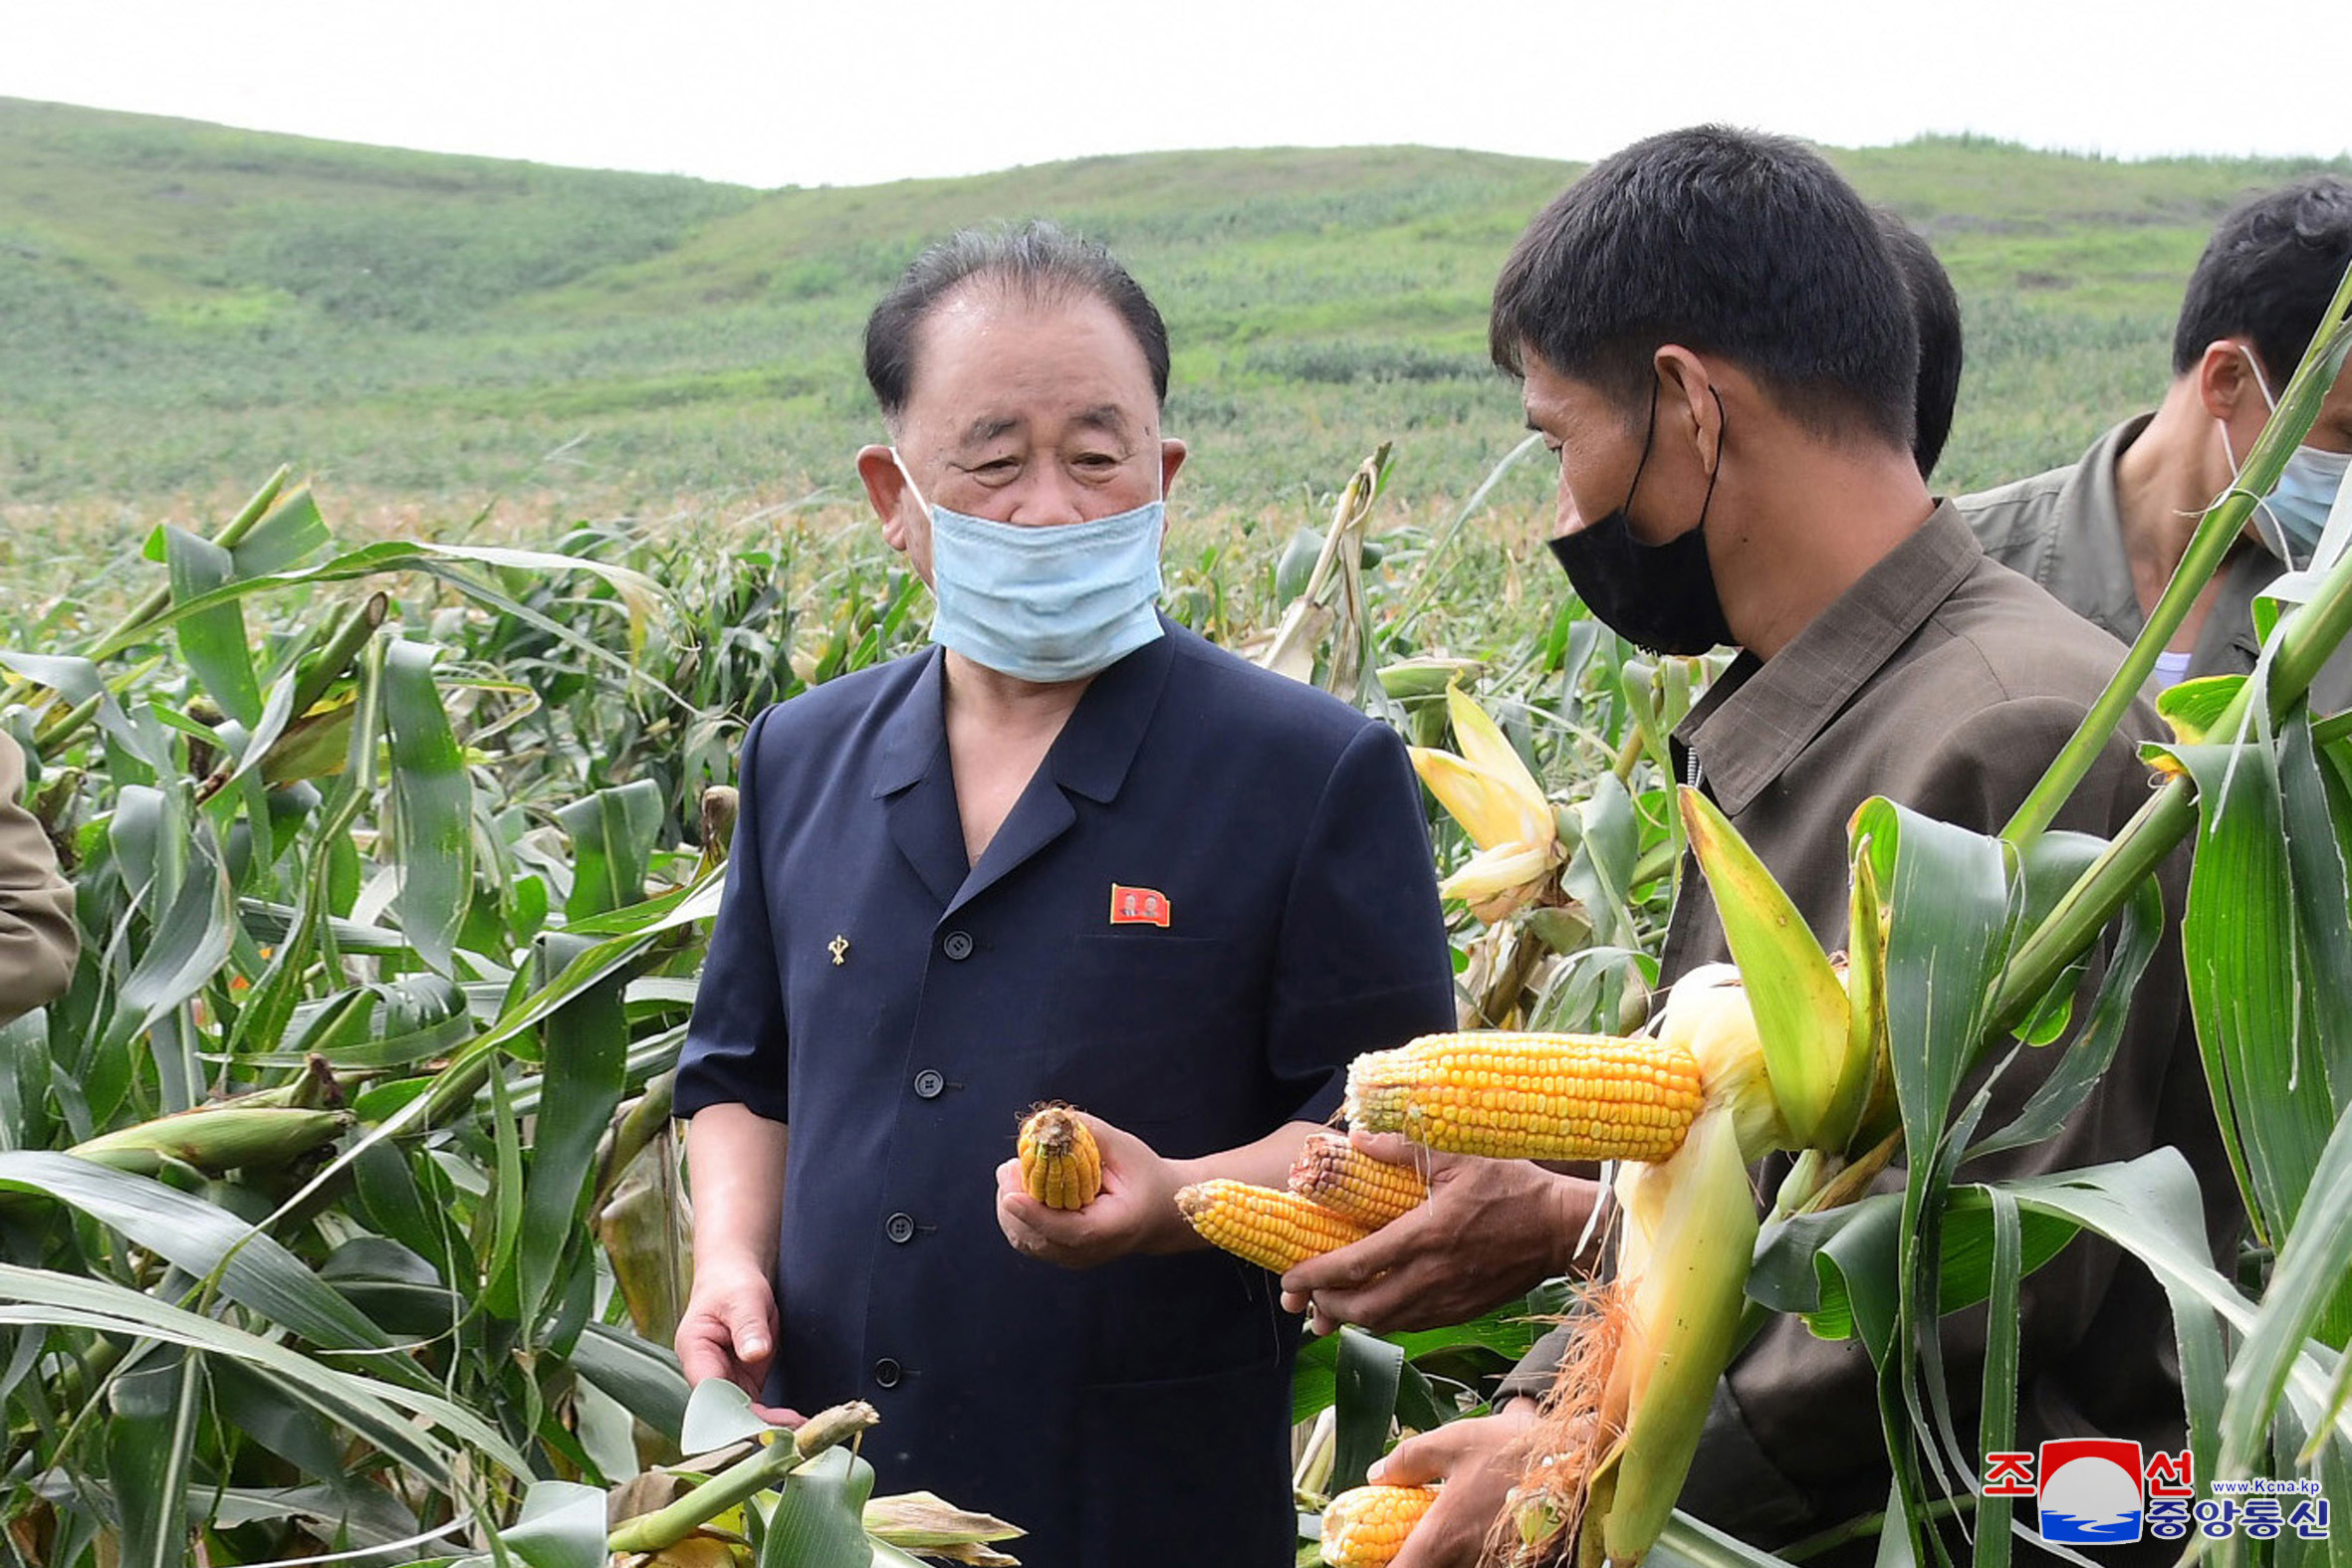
[0,471,946,1565]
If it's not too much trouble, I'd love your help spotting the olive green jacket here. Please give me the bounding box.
[1958,414,2352,713]
[0,732,76,1025]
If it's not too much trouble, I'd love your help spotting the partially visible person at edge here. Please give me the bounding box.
[1961,175,2352,703]
[0,732,76,1026]
[1296,126,2233,1568]
[1879,206,1965,483]
[1276,201,1969,1387]
[668,222,1456,1566]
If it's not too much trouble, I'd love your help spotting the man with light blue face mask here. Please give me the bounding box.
[1963,174,2352,702]
[670,221,1455,1565]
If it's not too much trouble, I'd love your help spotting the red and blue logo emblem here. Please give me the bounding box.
[2036,1441,2145,1545]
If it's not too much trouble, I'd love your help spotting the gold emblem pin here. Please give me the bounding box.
[827,934,850,966]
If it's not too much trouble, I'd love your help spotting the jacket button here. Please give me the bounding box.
[884,1212,916,1244]
[913,1069,945,1099]
[872,1357,902,1389]
[941,930,975,961]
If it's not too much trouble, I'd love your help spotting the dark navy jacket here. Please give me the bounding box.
[676,621,1456,1566]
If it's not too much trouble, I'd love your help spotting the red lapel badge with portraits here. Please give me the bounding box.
[1108,884,1171,928]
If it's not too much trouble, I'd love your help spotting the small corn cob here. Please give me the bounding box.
[1018,1105,1102,1211]
[68,1105,352,1178]
[1321,1484,1440,1567]
[1345,1032,1704,1163]
[1289,1131,1427,1229]
[1175,1180,1372,1272]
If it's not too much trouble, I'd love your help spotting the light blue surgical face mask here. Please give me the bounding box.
[2219,346,2350,566]
[891,451,1166,683]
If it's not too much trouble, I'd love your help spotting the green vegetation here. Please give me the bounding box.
[6,96,2349,558]
[4,98,2352,1568]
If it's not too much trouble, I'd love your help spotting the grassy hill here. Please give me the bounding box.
[4,95,2348,536]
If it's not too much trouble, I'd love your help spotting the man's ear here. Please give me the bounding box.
[2194,338,2264,424]
[1159,437,1188,504]
[856,445,914,553]
[1653,345,1723,473]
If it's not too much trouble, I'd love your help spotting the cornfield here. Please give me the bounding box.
[0,262,2348,1568]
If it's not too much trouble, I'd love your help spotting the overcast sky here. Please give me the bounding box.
[4,0,2347,189]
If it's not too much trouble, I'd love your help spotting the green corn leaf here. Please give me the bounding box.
[103,815,233,1115]
[254,869,723,1246]
[161,527,263,729]
[571,1321,688,1445]
[2222,1105,2352,1479]
[1330,1326,1403,1494]
[381,638,473,977]
[1682,785,1850,1150]
[226,487,330,578]
[1290,1283,1572,1424]
[513,933,630,1331]
[557,779,665,920]
[1562,773,1641,951]
[0,1261,530,1479]
[760,1446,877,1568]
[2155,674,2245,748]
[1849,796,2021,1560]
[0,1152,393,1355]
[481,1048,528,1319]
[682,1376,773,1453]
[493,1480,607,1568]
[209,1356,357,1480]
[2155,729,2349,1251]
[106,1349,202,1568]
[89,539,677,709]
[1968,867,2163,1160]
[1972,1193,2021,1568]
[1649,1509,1804,1568]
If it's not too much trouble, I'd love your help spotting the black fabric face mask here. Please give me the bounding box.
[1546,385,1732,656]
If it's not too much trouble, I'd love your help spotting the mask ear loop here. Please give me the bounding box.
[888,447,934,521]
[1612,378,1664,522]
[2216,346,2302,569]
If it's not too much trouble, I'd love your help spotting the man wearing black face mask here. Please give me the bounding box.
[1337,127,2229,1568]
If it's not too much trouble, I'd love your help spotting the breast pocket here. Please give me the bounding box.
[1039,934,1265,1139]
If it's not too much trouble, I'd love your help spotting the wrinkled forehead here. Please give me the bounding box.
[898,284,1159,437]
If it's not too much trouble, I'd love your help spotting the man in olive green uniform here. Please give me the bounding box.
[1353,127,2230,1568]
[1961,176,2352,704]
[0,732,76,1025]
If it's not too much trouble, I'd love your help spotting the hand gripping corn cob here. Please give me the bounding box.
[1321,1483,1440,1567]
[1174,1179,1373,1272]
[1500,967,1836,1568]
[1017,1105,1101,1211]
[1289,1130,1429,1228]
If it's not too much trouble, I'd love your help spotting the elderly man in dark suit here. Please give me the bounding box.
[672,222,1456,1567]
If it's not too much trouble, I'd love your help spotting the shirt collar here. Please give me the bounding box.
[1674,501,1984,815]
[869,617,1179,803]
[2034,414,2153,645]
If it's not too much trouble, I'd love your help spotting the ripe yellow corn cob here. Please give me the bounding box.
[1321,1484,1440,1567]
[1174,1180,1372,1273]
[1018,1105,1102,1211]
[1344,1032,1704,1162]
[1289,1131,1428,1229]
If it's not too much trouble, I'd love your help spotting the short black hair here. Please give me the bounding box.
[1491,125,1919,450]
[1877,210,1965,480]
[862,220,1171,425]
[2173,174,2352,386]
